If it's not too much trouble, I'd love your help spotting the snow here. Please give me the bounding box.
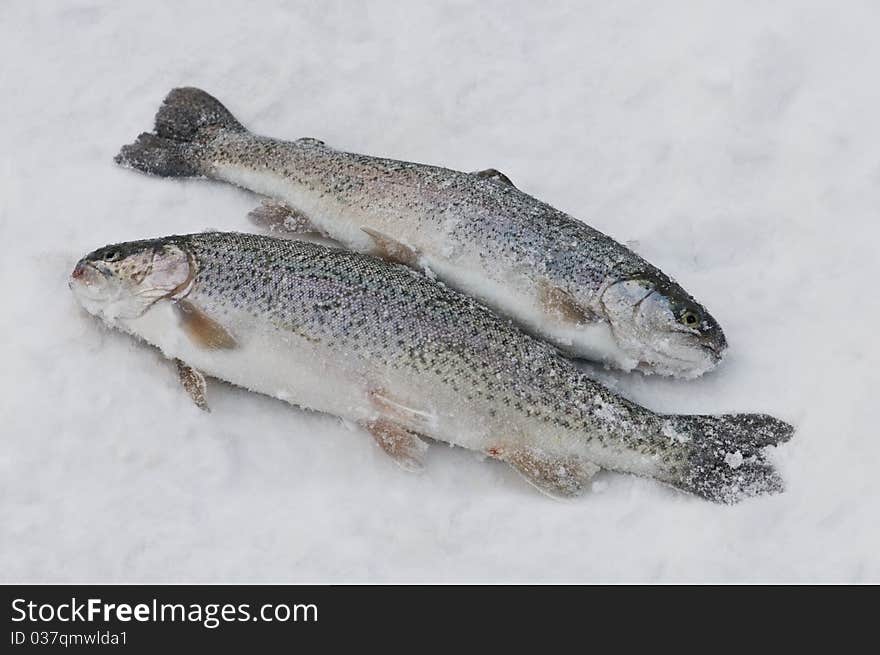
[1,0,878,582]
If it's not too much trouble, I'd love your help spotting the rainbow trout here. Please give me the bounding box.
[69,232,790,502]
[116,88,727,378]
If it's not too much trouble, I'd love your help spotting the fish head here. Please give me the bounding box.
[600,274,727,377]
[69,238,193,322]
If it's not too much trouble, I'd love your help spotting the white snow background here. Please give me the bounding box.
[1,0,877,582]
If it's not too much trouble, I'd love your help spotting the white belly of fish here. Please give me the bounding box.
[121,300,375,422]
[118,300,509,453]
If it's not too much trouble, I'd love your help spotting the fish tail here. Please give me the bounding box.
[114,87,246,177]
[663,413,794,503]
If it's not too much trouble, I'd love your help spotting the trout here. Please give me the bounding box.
[70,232,790,502]
[116,88,728,378]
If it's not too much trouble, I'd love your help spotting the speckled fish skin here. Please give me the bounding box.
[69,232,790,503]
[115,88,728,378]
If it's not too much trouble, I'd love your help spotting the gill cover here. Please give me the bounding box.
[70,239,193,320]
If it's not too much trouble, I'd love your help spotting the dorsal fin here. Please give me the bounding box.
[472,168,515,187]
[295,137,326,147]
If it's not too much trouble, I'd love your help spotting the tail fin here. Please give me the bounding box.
[665,413,794,503]
[115,133,204,177]
[152,87,245,141]
[114,87,246,178]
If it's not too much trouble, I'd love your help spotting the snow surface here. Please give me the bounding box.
[2,0,878,582]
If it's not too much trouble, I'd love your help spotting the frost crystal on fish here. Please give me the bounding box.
[724,451,744,469]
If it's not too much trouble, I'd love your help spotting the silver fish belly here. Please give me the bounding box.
[116,88,728,378]
[70,232,790,502]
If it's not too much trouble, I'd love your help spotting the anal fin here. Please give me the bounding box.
[176,359,209,411]
[361,227,420,267]
[496,445,600,498]
[361,418,429,472]
[248,199,321,236]
[538,281,597,326]
[175,300,238,350]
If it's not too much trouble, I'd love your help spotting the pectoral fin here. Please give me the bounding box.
[175,300,238,350]
[496,445,600,498]
[361,418,429,472]
[368,388,435,430]
[473,168,516,187]
[538,281,598,326]
[176,359,209,411]
[361,227,420,267]
[248,199,321,235]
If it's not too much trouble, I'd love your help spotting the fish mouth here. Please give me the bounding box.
[69,260,104,292]
[699,328,728,363]
[70,261,87,280]
[701,342,725,361]
[632,334,726,377]
[69,260,118,313]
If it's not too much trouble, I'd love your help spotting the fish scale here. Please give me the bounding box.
[188,232,607,424]
[208,132,634,286]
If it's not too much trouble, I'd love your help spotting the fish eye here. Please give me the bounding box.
[681,310,700,327]
[103,250,120,262]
